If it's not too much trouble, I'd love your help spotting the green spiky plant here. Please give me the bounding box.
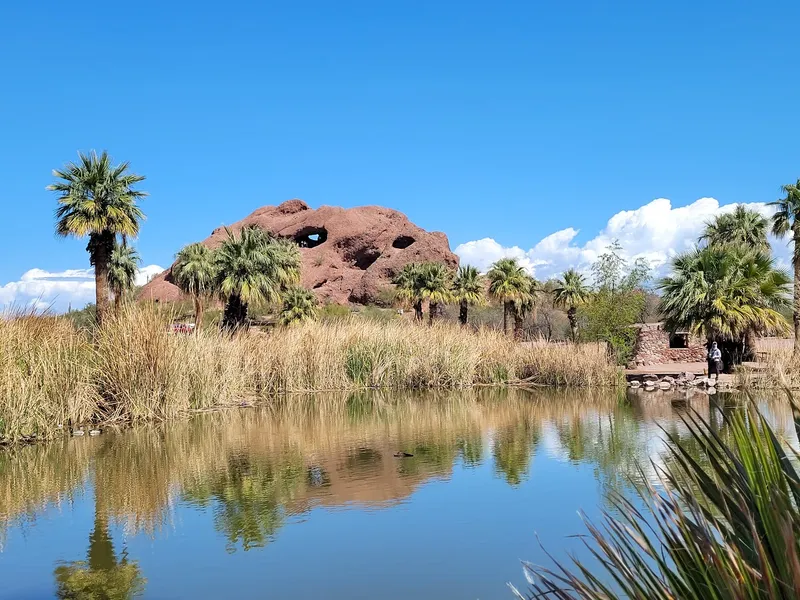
[49,151,147,325]
[173,243,218,330]
[517,392,800,600]
[452,265,485,326]
[658,245,791,360]
[214,225,301,331]
[394,263,425,321]
[107,242,140,314]
[771,179,800,357]
[487,258,534,338]
[553,269,590,342]
[700,204,771,252]
[279,287,319,326]
[418,262,454,324]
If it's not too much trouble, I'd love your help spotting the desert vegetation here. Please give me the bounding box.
[0,306,620,443]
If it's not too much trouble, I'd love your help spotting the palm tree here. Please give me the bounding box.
[553,269,591,342]
[487,258,532,338]
[107,242,140,314]
[394,263,425,321]
[49,151,147,325]
[54,505,145,599]
[700,204,770,252]
[659,245,790,359]
[771,179,800,356]
[279,287,319,325]
[173,243,218,330]
[512,275,539,340]
[418,262,453,323]
[215,225,302,331]
[452,265,484,326]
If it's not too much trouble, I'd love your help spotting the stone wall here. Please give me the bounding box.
[631,323,707,367]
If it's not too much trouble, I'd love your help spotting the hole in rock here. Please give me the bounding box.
[294,227,328,248]
[353,248,381,270]
[669,333,689,349]
[392,235,416,249]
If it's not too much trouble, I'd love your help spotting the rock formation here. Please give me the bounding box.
[139,199,459,305]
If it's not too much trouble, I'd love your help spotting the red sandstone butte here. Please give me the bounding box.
[139,199,459,305]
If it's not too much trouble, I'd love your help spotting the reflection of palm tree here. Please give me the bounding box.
[492,420,540,486]
[54,502,145,599]
[457,434,484,467]
[183,454,306,552]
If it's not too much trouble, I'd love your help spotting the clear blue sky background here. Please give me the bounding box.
[1,0,799,282]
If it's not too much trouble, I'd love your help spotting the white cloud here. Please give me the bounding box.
[455,197,790,281]
[0,265,164,313]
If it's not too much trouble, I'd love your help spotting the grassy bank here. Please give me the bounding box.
[736,347,800,390]
[0,307,620,442]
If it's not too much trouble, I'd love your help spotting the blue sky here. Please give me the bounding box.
[1,0,799,309]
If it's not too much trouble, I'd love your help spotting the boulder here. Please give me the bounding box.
[139,200,459,306]
[682,372,696,381]
[629,380,641,388]
[642,374,659,383]
[659,381,672,390]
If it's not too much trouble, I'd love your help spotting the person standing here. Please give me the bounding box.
[707,342,722,380]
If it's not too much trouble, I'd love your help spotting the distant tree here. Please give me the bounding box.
[279,287,319,326]
[553,268,591,342]
[700,204,770,252]
[487,258,532,337]
[580,242,652,364]
[49,151,147,325]
[173,243,218,330]
[659,245,790,358]
[417,262,453,323]
[107,242,140,314]
[394,263,425,321]
[512,275,540,341]
[452,265,485,326]
[770,179,800,356]
[215,225,301,331]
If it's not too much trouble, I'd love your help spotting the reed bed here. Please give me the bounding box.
[737,347,800,390]
[0,306,620,442]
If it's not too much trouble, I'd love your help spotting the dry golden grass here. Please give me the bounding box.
[737,348,800,390]
[0,306,621,442]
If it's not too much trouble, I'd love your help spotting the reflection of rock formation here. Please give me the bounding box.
[139,199,459,306]
[4,388,798,556]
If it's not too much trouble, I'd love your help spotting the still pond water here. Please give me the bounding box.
[0,388,790,599]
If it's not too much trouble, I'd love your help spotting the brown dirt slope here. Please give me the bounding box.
[139,199,459,305]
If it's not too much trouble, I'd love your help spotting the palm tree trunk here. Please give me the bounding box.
[91,231,114,326]
[513,308,523,341]
[459,300,468,326]
[222,294,248,332]
[794,225,800,358]
[744,328,757,362]
[113,293,122,316]
[429,301,439,324]
[414,300,423,322]
[568,306,578,343]
[194,296,204,331]
[503,301,510,336]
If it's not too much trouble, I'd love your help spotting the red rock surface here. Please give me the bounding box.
[139,199,459,305]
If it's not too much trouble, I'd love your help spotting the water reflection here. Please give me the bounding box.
[0,387,796,599]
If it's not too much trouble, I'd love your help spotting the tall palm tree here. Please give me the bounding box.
[173,243,218,330]
[452,265,484,326]
[107,242,140,314]
[700,204,770,252]
[487,258,532,337]
[771,179,800,356]
[658,245,790,356]
[394,263,425,321]
[512,275,539,341]
[279,287,319,326]
[553,268,591,342]
[49,151,147,325]
[418,262,453,323]
[215,225,302,331]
